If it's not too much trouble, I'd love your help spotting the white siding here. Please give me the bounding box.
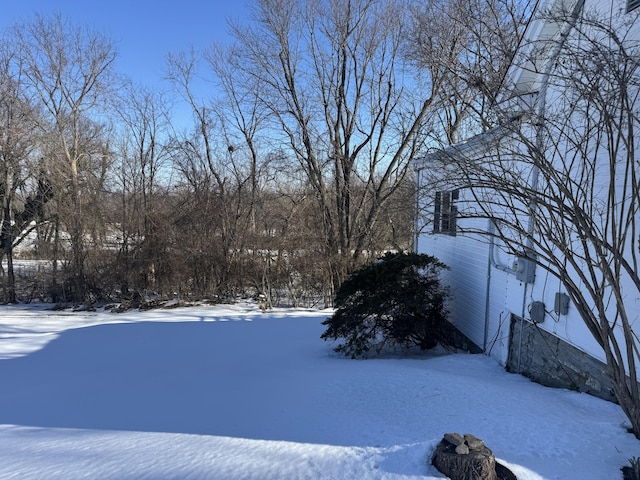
[527,267,608,363]
[418,0,640,374]
[418,228,488,348]
[418,215,526,364]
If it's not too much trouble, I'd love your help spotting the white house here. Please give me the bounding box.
[417,0,640,404]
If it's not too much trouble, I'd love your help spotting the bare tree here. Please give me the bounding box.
[0,40,52,303]
[436,5,640,437]
[166,48,279,299]
[203,41,279,300]
[406,0,531,144]
[228,0,443,292]
[166,50,237,296]
[113,82,172,295]
[12,13,116,301]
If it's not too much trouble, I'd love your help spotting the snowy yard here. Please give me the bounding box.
[0,303,636,479]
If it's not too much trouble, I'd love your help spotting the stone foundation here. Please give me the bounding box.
[506,314,616,402]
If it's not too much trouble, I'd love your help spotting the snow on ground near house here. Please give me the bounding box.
[0,303,637,479]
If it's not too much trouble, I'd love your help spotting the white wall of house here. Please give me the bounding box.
[525,263,609,363]
[418,0,640,372]
[417,201,525,365]
[519,0,640,367]
[417,194,613,366]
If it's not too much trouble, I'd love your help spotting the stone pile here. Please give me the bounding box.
[443,432,486,455]
[431,433,517,480]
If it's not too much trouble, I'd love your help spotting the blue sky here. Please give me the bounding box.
[2,0,250,88]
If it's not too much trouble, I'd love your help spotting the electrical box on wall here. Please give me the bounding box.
[530,301,545,323]
[513,254,536,283]
[554,292,570,315]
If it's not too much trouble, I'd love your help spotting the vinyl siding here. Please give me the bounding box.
[418,216,525,364]
[418,0,640,373]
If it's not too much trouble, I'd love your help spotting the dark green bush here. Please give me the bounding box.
[321,252,450,358]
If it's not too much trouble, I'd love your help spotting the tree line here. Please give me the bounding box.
[0,0,526,305]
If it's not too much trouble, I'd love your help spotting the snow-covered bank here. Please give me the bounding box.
[0,303,636,479]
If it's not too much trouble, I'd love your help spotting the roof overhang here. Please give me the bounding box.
[415,119,520,170]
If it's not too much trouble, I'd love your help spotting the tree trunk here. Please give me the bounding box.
[432,435,497,480]
[5,248,16,304]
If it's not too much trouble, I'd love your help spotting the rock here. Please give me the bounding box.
[444,432,465,446]
[455,443,470,455]
[432,435,498,480]
[464,433,485,450]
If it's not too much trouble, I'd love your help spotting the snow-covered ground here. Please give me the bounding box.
[0,302,636,479]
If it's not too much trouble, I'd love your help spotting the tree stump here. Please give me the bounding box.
[432,433,497,480]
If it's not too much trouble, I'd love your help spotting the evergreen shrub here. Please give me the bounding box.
[321,252,450,358]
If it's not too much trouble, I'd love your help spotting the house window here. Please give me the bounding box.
[433,189,458,235]
[627,0,640,13]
